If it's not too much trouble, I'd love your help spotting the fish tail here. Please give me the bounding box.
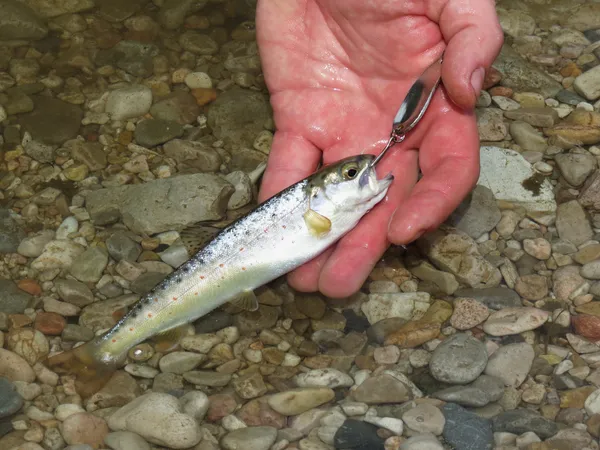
[44,336,120,398]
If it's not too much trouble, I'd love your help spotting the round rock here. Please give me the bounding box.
[0,377,23,418]
[429,333,488,384]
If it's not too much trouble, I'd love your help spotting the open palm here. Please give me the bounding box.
[256,0,503,298]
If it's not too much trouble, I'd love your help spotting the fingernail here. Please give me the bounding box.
[470,67,485,94]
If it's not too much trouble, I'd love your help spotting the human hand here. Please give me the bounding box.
[255,0,504,298]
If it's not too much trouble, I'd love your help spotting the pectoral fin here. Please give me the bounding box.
[224,290,259,313]
[303,209,331,237]
[179,224,222,256]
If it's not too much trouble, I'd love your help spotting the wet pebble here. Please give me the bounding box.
[333,419,385,450]
[442,403,493,450]
[59,412,109,449]
[450,297,490,330]
[402,404,445,435]
[482,307,549,336]
[158,351,206,374]
[294,368,354,389]
[485,342,535,387]
[0,377,23,418]
[104,431,151,450]
[491,409,559,439]
[221,426,277,450]
[268,387,335,416]
[429,333,488,384]
[108,392,202,448]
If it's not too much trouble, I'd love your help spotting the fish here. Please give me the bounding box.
[45,154,393,396]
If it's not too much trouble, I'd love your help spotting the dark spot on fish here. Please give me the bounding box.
[522,172,545,196]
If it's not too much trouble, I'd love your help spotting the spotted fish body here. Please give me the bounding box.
[46,154,393,387]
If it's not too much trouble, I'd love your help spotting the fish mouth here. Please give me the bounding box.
[359,161,394,193]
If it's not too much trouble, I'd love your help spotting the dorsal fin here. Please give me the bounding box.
[223,290,259,313]
[179,224,222,255]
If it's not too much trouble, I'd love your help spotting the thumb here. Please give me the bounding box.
[432,0,504,110]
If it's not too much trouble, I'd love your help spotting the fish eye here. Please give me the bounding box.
[342,163,359,180]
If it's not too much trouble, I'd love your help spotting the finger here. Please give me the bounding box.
[429,0,504,109]
[317,147,420,298]
[287,247,335,292]
[388,96,480,244]
[258,131,322,202]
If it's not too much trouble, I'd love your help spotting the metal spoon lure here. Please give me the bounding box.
[371,56,444,167]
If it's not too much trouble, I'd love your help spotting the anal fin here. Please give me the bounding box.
[151,324,190,353]
[223,290,259,313]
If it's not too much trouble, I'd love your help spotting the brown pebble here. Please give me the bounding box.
[572,314,600,340]
[8,314,33,329]
[587,413,600,438]
[560,62,582,78]
[117,130,133,146]
[191,88,217,105]
[489,86,513,97]
[34,312,66,336]
[483,67,502,89]
[141,238,159,251]
[207,393,237,422]
[17,279,42,296]
[59,412,109,449]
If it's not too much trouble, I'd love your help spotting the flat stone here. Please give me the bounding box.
[267,388,335,416]
[492,44,562,98]
[18,96,83,145]
[442,403,493,450]
[453,287,521,310]
[485,343,535,387]
[556,200,593,246]
[221,426,277,450]
[107,392,202,449]
[351,374,412,404]
[0,377,23,418]
[86,173,234,234]
[207,87,272,148]
[333,419,385,450]
[477,147,556,216]
[447,185,501,239]
[483,307,549,336]
[0,0,47,40]
[402,403,445,435]
[429,333,488,384]
[492,409,559,439]
[0,280,33,314]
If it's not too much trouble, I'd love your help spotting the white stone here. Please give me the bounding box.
[483,307,550,336]
[477,147,556,215]
[574,65,600,101]
[55,216,78,240]
[107,393,202,449]
[295,369,354,389]
[105,84,153,121]
[184,72,212,89]
[361,292,430,324]
[584,388,600,415]
[54,404,85,421]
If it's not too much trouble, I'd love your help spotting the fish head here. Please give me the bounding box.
[308,154,394,216]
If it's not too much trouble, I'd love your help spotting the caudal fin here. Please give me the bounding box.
[44,338,118,398]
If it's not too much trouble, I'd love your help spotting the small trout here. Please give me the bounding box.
[46,154,393,395]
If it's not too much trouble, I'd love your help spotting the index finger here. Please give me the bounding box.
[257,131,322,203]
